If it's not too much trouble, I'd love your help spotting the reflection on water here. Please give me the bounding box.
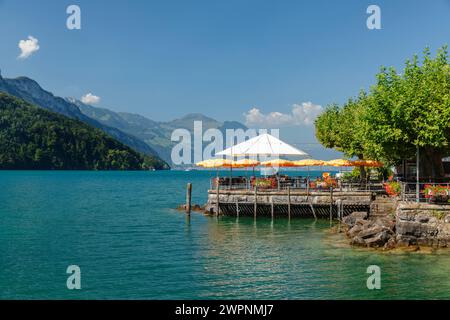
[196,217,450,299]
[0,171,449,299]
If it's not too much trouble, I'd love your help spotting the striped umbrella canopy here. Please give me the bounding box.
[325,159,355,167]
[216,133,308,157]
[293,159,326,167]
[233,159,260,168]
[353,160,384,167]
[196,159,233,168]
[261,159,296,167]
[195,160,209,167]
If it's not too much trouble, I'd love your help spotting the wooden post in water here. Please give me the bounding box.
[309,202,317,220]
[329,186,333,222]
[216,181,220,216]
[186,183,192,215]
[336,199,342,232]
[287,186,291,220]
[306,177,310,201]
[254,186,258,219]
[270,197,274,219]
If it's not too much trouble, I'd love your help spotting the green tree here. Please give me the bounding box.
[364,46,450,178]
[315,95,369,180]
[315,46,450,180]
[0,93,169,170]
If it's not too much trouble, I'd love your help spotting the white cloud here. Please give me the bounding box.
[81,93,101,105]
[244,102,323,128]
[18,36,40,59]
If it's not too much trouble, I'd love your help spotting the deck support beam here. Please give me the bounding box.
[270,197,274,219]
[216,182,220,216]
[254,187,257,219]
[287,186,291,220]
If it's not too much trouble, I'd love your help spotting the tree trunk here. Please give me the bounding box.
[419,148,445,181]
[358,155,367,182]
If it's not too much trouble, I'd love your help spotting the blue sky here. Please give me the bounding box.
[1,0,450,157]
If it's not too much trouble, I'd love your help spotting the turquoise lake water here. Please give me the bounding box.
[0,170,449,299]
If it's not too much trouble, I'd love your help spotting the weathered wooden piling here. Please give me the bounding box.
[309,201,317,220]
[254,187,258,218]
[216,182,220,216]
[270,197,274,219]
[329,187,333,222]
[287,186,291,220]
[306,179,310,200]
[186,183,192,215]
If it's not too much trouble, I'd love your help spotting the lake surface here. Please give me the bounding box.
[0,171,449,299]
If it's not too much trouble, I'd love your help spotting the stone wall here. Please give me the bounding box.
[207,190,372,206]
[396,202,450,247]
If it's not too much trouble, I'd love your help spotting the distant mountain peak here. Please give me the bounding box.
[179,113,216,121]
[11,76,43,88]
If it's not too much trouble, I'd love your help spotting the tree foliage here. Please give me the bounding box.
[0,93,169,170]
[315,46,450,179]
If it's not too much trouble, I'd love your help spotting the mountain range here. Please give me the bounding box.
[74,100,248,164]
[0,70,248,166]
[0,93,165,170]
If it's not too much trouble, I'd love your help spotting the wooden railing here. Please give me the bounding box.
[210,176,384,193]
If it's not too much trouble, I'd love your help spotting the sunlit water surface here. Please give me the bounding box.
[0,171,449,299]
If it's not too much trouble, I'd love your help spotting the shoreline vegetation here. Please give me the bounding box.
[0,93,169,170]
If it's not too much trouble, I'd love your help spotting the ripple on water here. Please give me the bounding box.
[0,171,449,299]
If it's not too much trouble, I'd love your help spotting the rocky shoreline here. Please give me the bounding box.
[342,212,397,250]
[342,202,450,250]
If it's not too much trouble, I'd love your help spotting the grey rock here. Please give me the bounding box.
[356,219,372,227]
[352,211,368,220]
[342,211,368,227]
[396,221,423,237]
[348,225,363,238]
[415,214,430,223]
[374,217,396,230]
[359,226,384,239]
[365,231,391,247]
[397,211,416,221]
[350,236,366,246]
[396,234,417,246]
[417,238,436,247]
[384,237,397,250]
[445,214,450,224]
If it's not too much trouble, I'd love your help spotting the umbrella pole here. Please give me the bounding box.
[230,154,234,190]
[215,167,219,191]
[229,154,233,190]
[246,167,248,190]
[307,166,310,190]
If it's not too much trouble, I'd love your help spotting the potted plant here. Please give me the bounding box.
[252,177,277,189]
[423,185,450,203]
[384,181,401,197]
[315,175,337,189]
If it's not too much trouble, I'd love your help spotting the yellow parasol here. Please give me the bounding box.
[293,159,325,167]
[198,159,233,168]
[325,159,355,167]
[261,159,296,167]
[232,159,260,168]
[353,159,384,167]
